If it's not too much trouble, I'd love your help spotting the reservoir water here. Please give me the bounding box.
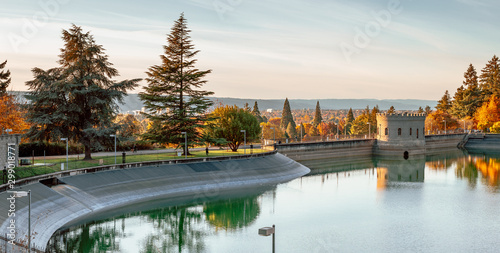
[47,150,500,252]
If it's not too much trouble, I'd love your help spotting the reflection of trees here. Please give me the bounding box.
[203,197,260,231]
[140,206,206,253]
[473,157,500,190]
[47,219,123,252]
[455,157,478,189]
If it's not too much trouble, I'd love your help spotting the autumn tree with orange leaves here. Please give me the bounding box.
[0,95,29,134]
[475,95,500,131]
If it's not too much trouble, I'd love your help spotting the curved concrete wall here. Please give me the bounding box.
[0,153,309,252]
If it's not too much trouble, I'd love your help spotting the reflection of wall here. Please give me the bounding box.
[376,157,426,189]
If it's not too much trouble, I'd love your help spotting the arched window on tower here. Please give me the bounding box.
[410,128,412,136]
[398,128,402,136]
[417,128,419,138]
[385,128,388,135]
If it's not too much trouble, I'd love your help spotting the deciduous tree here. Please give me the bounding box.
[0,95,28,134]
[206,105,260,152]
[387,106,396,114]
[475,95,500,131]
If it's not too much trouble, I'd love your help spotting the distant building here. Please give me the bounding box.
[266,109,273,113]
[376,113,426,157]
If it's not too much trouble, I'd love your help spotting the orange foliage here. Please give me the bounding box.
[474,95,500,131]
[268,117,281,127]
[473,158,499,188]
[0,95,29,134]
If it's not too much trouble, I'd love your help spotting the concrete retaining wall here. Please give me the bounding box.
[0,153,309,252]
[465,134,500,151]
[276,139,376,161]
[425,134,466,152]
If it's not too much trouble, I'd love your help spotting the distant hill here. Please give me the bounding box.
[9,92,436,112]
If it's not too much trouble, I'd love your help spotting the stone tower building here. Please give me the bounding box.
[376,113,426,157]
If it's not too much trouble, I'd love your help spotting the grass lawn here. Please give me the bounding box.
[9,148,268,181]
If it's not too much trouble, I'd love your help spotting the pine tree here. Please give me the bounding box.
[452,64,482,118]
[480,55,500,100]
[0,60,11,96]
[280,98,296,130]
[312,101,323,126]
[417,107,424,114]
[243,102,250,111]
[387,106,396,114]
[140,14,214,155]
[436,90,452,113]
[25,25,140,160]
[425,105,432,115]
[251,101,264,123]
[286,122,297,139]
[346,108,355,134]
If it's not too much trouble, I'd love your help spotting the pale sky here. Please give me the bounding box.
[0,0,499,100]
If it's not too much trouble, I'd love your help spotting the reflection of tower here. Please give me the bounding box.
[376,157,425,189]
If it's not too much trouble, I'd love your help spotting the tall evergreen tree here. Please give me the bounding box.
[452,64,482,118]
[312,101,323,126]
[140,14,214,155]
[243,102,250,112]
[0,60,11,96]
[286,122,297,139]
[424,105,432,115]
[280,98,295,130]
[25,25,140,159]
[436,90,452,113]
[480,55,500,100]
[346,108,355,134]
[251,101,264,123]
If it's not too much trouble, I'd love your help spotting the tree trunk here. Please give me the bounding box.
[83,144,92,160]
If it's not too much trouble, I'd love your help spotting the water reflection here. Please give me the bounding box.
[48,193,262,253]
[204,198,260,231]
[426,150,500,191]
[375,157,426,190]
[48,151,500,252]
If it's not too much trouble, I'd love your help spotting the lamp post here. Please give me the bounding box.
[8,190,31,253]
[181,132,187,158]
[258,224,275,253]
[110,134,117,164]
[442,120,447,134]
[240,130,246,154]
[60,138,68,170]
[367,122,371,139]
